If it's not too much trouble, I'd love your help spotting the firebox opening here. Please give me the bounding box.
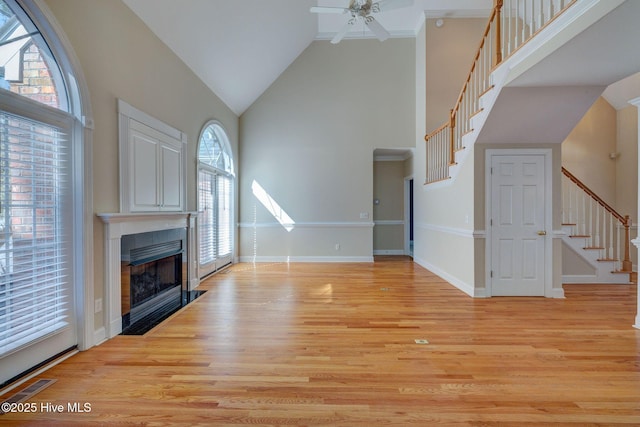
[120,228,202,335]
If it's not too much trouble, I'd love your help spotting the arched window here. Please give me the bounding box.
[197,122,234,277]
[0,0,88,386]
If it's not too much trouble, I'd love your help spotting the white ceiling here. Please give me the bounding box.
[122,0,493,115]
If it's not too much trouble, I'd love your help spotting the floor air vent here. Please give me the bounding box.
[1,379,57,413]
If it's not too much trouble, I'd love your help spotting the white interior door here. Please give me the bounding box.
[490,154,547,296]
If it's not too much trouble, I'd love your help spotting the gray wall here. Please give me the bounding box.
[239,38,415,261]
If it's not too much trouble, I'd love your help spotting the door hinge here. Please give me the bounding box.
[490,218,493,226]
[490,270,493,278]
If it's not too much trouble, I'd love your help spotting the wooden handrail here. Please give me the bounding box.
[425,1,578,187]
[425,3,500,144]
[450,5,499,123]
[424,121,448,142]
[563,167,632,272]
[562,167,626,224]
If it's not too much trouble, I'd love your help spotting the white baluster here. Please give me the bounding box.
[528,0,533,37]
[580,190,586,236]
[594,203,600,247]
[616,221,621,272]
[508,0,512,56]
[609,215,614,261]
[587,197,594,247]
[568,177,573,225]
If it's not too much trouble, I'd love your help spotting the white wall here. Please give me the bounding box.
[239,38,415,261]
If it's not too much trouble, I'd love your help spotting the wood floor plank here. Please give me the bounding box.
[1,256,639,425]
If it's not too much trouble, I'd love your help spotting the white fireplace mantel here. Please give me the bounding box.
[97,211,198,340]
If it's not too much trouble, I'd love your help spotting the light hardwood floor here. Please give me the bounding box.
[2,257,640,426]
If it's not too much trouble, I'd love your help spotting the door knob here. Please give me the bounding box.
[537,230,547,236]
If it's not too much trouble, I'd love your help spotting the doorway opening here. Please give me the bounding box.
[372,149,414,258]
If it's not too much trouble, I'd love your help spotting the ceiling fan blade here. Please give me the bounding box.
[310,6,348,14]
[365,17,390,42]
[375,0,414,12]
[331,20,355,44]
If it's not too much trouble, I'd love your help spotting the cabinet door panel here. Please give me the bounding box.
[161,143,182,210]
[127,119,184,212]
[130,130,160,211]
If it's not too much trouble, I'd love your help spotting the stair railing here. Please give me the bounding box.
[562,167,633,273]
[425,0,576,184]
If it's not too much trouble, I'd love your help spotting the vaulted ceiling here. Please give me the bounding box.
[122,0,493,115]
[121,1,639,116]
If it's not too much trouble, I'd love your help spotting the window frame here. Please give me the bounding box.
[0,0,93,361]
[196,120,234,278]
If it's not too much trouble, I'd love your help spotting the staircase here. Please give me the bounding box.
[425,0,580,184]
[422,0,640,287]
[561,168,634,284]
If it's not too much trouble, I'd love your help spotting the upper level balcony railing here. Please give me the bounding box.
[424,0,576,184]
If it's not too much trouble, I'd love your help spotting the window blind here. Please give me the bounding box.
[198,169,216,265]
[217,174,232,258]
[0,111,70,357]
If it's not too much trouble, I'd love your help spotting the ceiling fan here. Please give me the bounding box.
[311,0,414,44]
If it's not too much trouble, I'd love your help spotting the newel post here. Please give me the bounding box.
[622,215,632,272]
[495,0,503,65]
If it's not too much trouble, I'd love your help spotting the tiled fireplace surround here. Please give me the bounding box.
[97,212,198,339]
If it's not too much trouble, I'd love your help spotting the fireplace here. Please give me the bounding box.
[120,228,187,334]
[97,212,201,340]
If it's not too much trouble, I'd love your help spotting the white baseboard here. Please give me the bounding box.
[373,249,405,255]
[93,327,106,346]
[238,256,374,263]
[551,287,565,299]
[413,255,475,297]
[562,274,631,284]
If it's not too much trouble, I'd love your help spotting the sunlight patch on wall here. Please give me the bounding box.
[252,180,295,232]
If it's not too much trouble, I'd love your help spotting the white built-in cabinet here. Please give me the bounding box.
[118,100,187,212]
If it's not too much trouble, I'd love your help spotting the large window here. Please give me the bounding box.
[197,122,234,277]
[0,0,84,386]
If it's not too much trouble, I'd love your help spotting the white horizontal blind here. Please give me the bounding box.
[217,174,232,259]
[0,111,70,357]
[198,169,216,266]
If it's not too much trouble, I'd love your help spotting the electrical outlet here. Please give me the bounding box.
[335,243,340,251]
[360,212,369,219]
[95,298,102,313]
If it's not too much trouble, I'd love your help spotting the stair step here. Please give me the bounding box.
[562,223,577,226]
[598,258,617,262]
[631,272,637,284]
[461,128,475,138]
[479,85,495,98]
[470,108,484,119]
[584,246,604,250]
[570,235,590,238]
[612,270,633,274]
